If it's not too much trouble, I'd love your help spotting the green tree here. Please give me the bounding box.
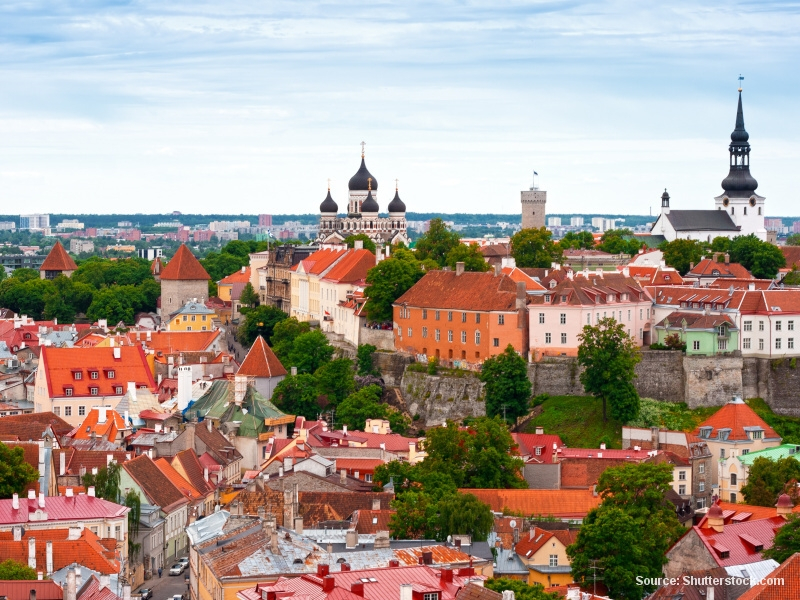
[559,231,595,250]
[577,317,641,422]
[711,236,732,252]
[363,255,425,322]
[314,358,356,405]
[10,268,39,282]
[436,492,495,542]
[741,457,800,506]
[597,229,640,255]
[201,251,247,283]
[239,305,288,346]
[444,242,491,272]
[0,559,38,580]
[239,282,259,310]
[283,330,334,374]
[414,218,461,267]
[787,233,800,246]
[479,345,531,424]
[784,268,800,286]
[125,489,143,564]
[763,514,800,563]
[337,385,410,434]
[568,462,683,600]
[660,238,708,275]
[82,462,122,501]
[271,317,311,363]
[0,442,39,498]
[510,227,562,268]
[356,344,379,376]
[344,234,376,254]
[388,491,437,539]
[272,374,322,419]
[87,287,135,324]
[750,244,786,279]
[485,579,560,600]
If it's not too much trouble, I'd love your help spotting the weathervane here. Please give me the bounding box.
[361,141,366,158]
[738,74,744,93]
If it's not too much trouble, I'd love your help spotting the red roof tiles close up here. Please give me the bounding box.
[40,241,78,273]
[159,244,211,281]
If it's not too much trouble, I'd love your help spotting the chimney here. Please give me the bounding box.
[38,492,45,508]
[529,526,534,540]
[12,493,19,510]
[707,587,715,600]
[374,530,390,549]
[278,466,284,477]
[270,530,279,554]
[340,469,346,485]
[317,564,330,577]
[501,256,516,269]
[350,581,364,597]
[552,443,558,464]
[97,406,107,424]
[113,347,120,359]
[455,538,462,551]
[400,584,413,600]
[204,467,209,482]
[689,262,694,271]
[389,559,400,568]
[707,503,725,532]
[422,550,433,565]
[441,567,453,583]
[372,498,381,511]
[293,516,303,534]
[29,590,36,600]
[127,382,137,402]
[345,530,358,549]
[107,454,114,467]
[291,366,297,376]
[455,262,465,276]
[88,486,95,497]
[513,528,519,545]
[340,563,350,572]
[494,264,501,277]
[46,541,53,575]
[777,494,793,519]
[724,253,730,264]
[68,526,81,540]
[501,593,515,600]
[65,569,77,600]
[354,470,360,480]
[59,452,66,476]
[599,443,606,451]
[177,366,192,411]
[207,418,212,432]
[65,488,73,497]
[354,240,364,250]
[322,576,335,593]
[28,538,35,569]
[535,426,544,435]
[343,425,347,435]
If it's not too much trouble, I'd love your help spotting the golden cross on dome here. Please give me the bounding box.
[367,177,372,191]
[361,141,366,158]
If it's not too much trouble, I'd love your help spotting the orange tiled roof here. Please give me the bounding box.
[460,488,601,518]
[155,457,204,502]
[321,249,375,283]
[295,248,346,275]
[0,527,119,574]
[42,345,156,399]
[687,258,753,279]
[501,266,547,291]
[781,246,800,269]
[71,408,126,441]
[237,336,287,378]
[692,400,781,442]
[219,267,251,285]
[123,454,189,511]
[160,244,211,281]
[131,330,221,353]
[40,241,78,272]
[738,552,800,600]
[394,270,522,311]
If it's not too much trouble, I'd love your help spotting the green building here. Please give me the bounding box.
[654,311,739,356]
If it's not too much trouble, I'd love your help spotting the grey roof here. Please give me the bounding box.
[186,509,231,545]
[528,565,573,574]
[663,210,739,232]
[492,547,528,576]
[725,559,780,587]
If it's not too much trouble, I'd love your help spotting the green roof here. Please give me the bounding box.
[186,380,287,438]
[738,443,800,466]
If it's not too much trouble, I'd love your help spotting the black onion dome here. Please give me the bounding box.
[730,92,749,144]
[721,91,758,196]
[361,190,379,213]
[661,189,670,202]
[348,158,378,191]
[320,189,338,213]
[722,169,758,195]
[388,189,406,213]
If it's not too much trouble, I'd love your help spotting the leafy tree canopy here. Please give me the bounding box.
[272,374,322,419]
[597,229,641,255]
[479,345,531,424]
[510,227,562,268]
[239,282,259,310]
[0,559,38,580]
[413,218,461,267]
[82,462,122,501]
[239,305,288,346]
[660,238,708,275]
[0,442,39,499]
[314,357,356,405]
[484,578,560,600]
[763,514,800,563]
[281,330,334,374]
[344,234,376,254]
[364,255,425,323]
[741,457,800,507]
[336,384,409,435]
[787,233,800,247]
[729,234,786,279]
[577,317,641,422]
[356,344,379,376]
[558,231,595,250]
[445,242,491,272]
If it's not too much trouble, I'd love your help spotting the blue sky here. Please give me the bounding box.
[1,1,799,217]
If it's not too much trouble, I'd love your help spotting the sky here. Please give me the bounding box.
[1,1,799,217]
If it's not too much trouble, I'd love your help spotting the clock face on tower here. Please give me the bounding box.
[723,198,729,207]
[749,197,756,207]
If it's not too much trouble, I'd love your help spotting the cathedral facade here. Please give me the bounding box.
[651,89,767,242]
[316,148,410,246]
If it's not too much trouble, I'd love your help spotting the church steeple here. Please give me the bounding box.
[721,89,758,197]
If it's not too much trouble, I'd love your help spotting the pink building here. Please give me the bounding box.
[792,220,800,234]
[193,229,213,242]
[258,214,272,227]
[528,270,653,361]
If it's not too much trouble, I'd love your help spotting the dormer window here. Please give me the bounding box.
[718,428,731,441]
[699,426,712,438]
[115,386,123,395]
[549,280,556,289]
[90,370,99,380]
[106,370,115,379]
[64,387,73,397]
[544,295,551,303]
[90,387,99,396]
[73,371,82,381]
[750,430,763,440]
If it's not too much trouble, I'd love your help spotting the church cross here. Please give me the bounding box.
[361,141,366,157]
[738,74,744,92]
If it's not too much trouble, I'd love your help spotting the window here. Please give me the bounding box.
[743,338,751,349]
[462,312,467,323]
[718,339,728,351]
[475,331,481,345]
[720,448,725,459]
[435,329,440,341]
[561,333,567,344]
[759,339,764,350]
[448,311,453,321]
[789,320,795,331]
[697,497,706,509]
[407,328,412,338]
[90,371,99,380]
[435,311,440,321]
[561,295,567,302]
[751,430,762,440]
[183,315,187,322]
[65,389,73,397]
[423,594,439,600]
[78,406,86,416]
[535,447,542,456]
[693,340,700,350]
[475,313,480,324]
[699,463,705,474]
[493,338,500,347]
[699,482,705,492]
[759,321,765,331]
[679,485,686,495]
[776,338,782,350]
[448,330,453,342]
[422,327,428,338]
[640,309,643,319]
[678,470,686,481]
[744,321,752,331]
[74,372,82,381]
[742,449,750,454]
[90,387,99,396]
[53,407,60,416]
[639,328,643,340]
[776,321,782,331]
[549,555,558,567]
[365,474,373,482]
[627,310,631,321]
[461,331,467,343]
[422,309,428,320]
[539,313,545,324]
[65,406,72,417]
[545,333,552,344]
[115,386,123,395]
[560,313,566,325]
[191,315,196,322]
[790,338,795,349]
[544,294,551,302]
[107,370,115,379]
[498,314,505,325]
[730,473,737,486]
[587,313,591,325]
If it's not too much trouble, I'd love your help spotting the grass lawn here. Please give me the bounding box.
[524,395,624,448]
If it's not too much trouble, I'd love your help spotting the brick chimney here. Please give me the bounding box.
[707,502,724,532]
[351,581,364,596]
[777,493,793,519]
[455,262,465,276]
[322,576,335,592]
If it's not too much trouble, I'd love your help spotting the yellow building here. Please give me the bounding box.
[289,248,347,323]
[168,300,218,332]
[514,526,577,588]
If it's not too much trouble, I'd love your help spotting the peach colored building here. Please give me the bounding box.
[393,264,528,365]
[528,270,652,361]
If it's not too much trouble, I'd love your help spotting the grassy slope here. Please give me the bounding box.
[747,398,800,444]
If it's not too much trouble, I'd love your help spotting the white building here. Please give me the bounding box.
[69,239,94,254]
[19,214,50,231]
[547,217,562,227]
[570,217,584,227]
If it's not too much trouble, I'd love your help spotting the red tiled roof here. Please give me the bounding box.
[528,272,649,308]
[71,408,126,441]
[218,267,251,285]
[40,241,78,272]
[738,552,800,600]
[692,400,780,442]
[155,457,203,501]
[0,494,129,525]
[656,311,737,330]
[696,501,800,528]
[694,516,787,567]
[333,458,385,473]
[237,336,287,378]
[159,244,211,281]
[687,258,753,279]
[42,345,155,399]
[394,270,521,311]
[53,448,131,475]
[321,249,375,284]
[122,454,189,512]
[0,412,73,440]
[0,580,63,600]
[131,330,221,353]
[560,447,655,460]
[514,526,561,558]
[501,266,547,292]
[511,433,564,464]
[171,449,214,495]
[350,509,394,534]
[0,528,119,574]
[460,488,601,519]
[296,248,347,276]
[781,246,800,269]
[78,575,122,600]
[707,278,775,290]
